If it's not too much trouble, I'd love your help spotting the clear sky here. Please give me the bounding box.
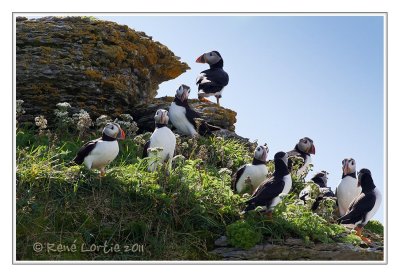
[101,15,384,223]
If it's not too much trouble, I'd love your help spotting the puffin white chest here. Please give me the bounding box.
[236,164,269,193]
[84,140,119,170]
[282,174,293,195]
[337,176,361,216]
[148,127,176,171]
[169,102,197,136]
[297,155,311,175]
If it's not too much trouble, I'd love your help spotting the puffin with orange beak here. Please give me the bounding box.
[169,84,221,137]
[336,158,361,216]
[338,168,382,244]
[287,137,316,177]
[72,122,126,177]
[195,50,229,106]
[143,109,176,172]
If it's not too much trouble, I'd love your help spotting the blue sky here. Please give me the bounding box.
[101,15,384,223]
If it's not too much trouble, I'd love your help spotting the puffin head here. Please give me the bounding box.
[274,151,289,167]
[103,122,125,140]
[196,50,223,66]
[176,84,191,102]
[357,168,375,191]
[342,158,356,176]
[154,109,169,125]
[312,170,329,187]
[297,137,315,155]
[254,144,269,162]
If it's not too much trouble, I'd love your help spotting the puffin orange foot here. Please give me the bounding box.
[360,236,372,244]
[265,211,273,220]
[198,97,211,103]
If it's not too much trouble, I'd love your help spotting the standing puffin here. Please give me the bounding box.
[143,109,176,172]
[232,144,269,194]
[336,158,361,216]
[169,84,220,137]
[287,137,316,177]
[72,122,125,177]
[338,168,382,243]
[195,50,229,106]
[299,171,335,211]
[242,151,292,217]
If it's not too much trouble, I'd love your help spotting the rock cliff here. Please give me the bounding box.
[16,16,189,123]
[211,238,383,261]
[133,96,237,132]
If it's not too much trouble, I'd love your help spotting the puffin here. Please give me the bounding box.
[242,151,292,217]
[299,171,335,211]
[169,84,220,137]
[338,168,382,243]
[336,158,361,216]
[72,122,125,176]
[232,144,269,194]
[195,50,229,106]
[143,109,176,172]
[287,137,316,177]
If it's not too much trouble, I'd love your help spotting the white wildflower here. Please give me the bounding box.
[218,168,232,176]
[35,115,48,134]
[148,147,164,154]
[114,114,138,138]
[54,102,73,127]
[95,115,112,129]
[73,109,92,136]
[56,102,72,110]
[120,113,133,122]
[16,100,25,116]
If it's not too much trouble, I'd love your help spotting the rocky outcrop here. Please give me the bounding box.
[211,238,384,261]
[133,97,237,132]
[16,16,189,123]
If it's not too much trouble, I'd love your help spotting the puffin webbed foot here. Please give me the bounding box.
[354,226,372,244]
[100,168,106,177]
[198,96,211,103]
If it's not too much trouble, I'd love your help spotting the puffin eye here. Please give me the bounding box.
[210,53,213,56]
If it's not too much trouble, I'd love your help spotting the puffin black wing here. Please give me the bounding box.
[231,164,247,191]
[181,102,201,127]
[197,82,225,94]
[142,140,151,158]
[197,68,229,85]
[299,186,310,202]
[73,139,99,165]
[338,192,376,224]
[244,178,284,212]
[311,188,334,211]
[198,121,221,136]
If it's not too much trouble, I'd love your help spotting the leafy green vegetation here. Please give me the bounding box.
[16,122,384,260]
[364,220,384,236]
[226,220,262,249]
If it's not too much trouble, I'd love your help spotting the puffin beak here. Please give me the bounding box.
[118,128,126,140]
[343,163,349,175]
[196,54,206,63]
[262,151,267,162]
[180,91,188,102]
[309,144,316,154]
[160,113,165,124]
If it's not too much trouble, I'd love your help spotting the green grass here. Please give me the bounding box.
[16,128,245,260]
[16,127,384,260]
